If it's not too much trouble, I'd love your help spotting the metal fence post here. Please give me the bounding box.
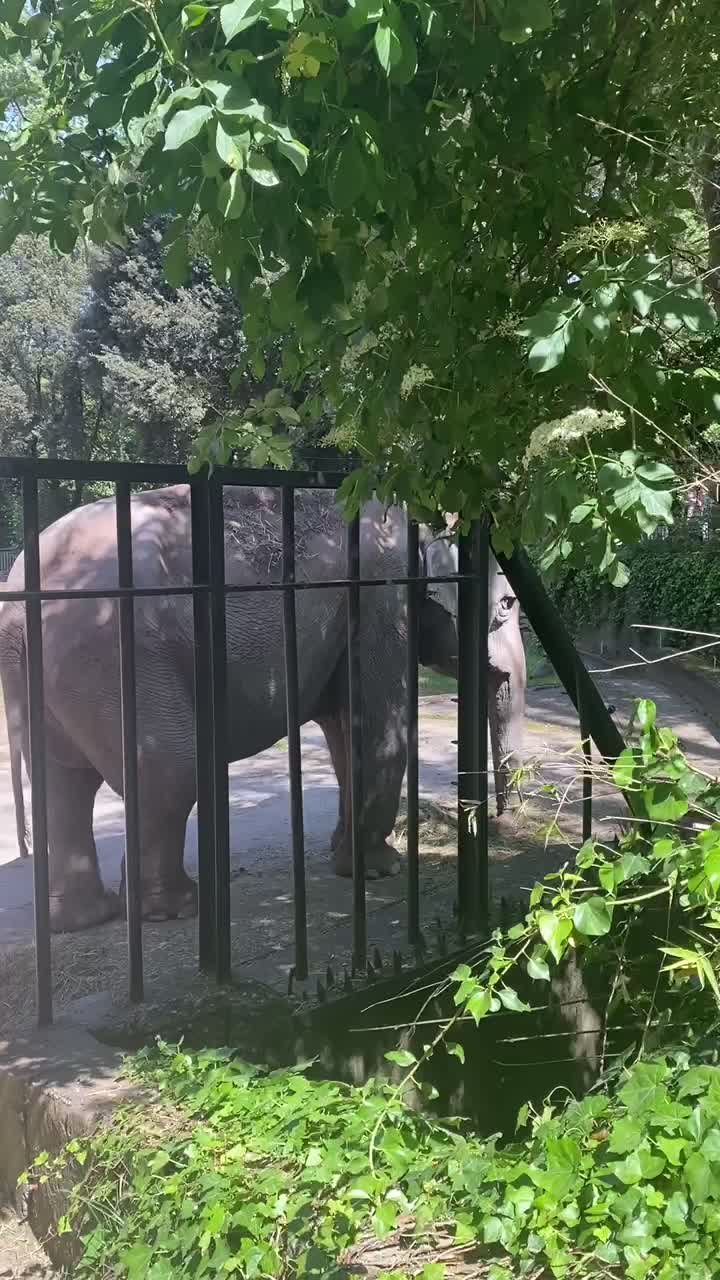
[191,476,216,972]
[281,488,309,981]
[22,476,52,1026]
[115,481,143,1003]
[346,512,366,970]
[457,521,489,932]
[406,519,420,946]
[577,668,593,844]
[209,476,231,984]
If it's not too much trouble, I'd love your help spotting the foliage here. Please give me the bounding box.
[548,539,720,641]
[81,220,256,463]
[23,1039,720,1278]
[20,699,720,1279]
[4,1,720,568]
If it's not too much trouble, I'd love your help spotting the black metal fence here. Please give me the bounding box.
[0,456,624,1028]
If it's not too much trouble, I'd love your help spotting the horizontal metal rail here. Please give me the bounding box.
[0,456,347,489]
[0,572,482,603]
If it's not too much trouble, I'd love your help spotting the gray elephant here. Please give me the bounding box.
[0,486,526,933]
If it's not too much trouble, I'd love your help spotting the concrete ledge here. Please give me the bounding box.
[0,1026,136,1268]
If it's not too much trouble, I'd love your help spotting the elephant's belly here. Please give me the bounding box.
[227,700,292,762]
[224,666,328,763]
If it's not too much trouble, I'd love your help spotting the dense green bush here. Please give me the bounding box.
[549,540,720,641]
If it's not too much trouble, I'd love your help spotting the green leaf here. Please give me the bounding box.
[446,1042,465,1064]
[348,0,384,22]
[613,1150,643,1185]
[221,0,264,40]
[247,154,280,186]
[537,911,572,963]
[580,306,611,340]
[528,324,569,372]
[275,135,309,175]
[613,748,640,789]
[330,141,367,209]
[644,784,688,822]
[384,1049,416,1067]
[527,952,550,982]
[218,170,247,218]
[89,94,124,129]
[164,105,213,150]
[374,3,417,82]
[637,699,656,730]
[686,1151,711,1203]
[665,1190,689,1234]
[465,988,492,1024]
[497,986,530,1012]
[182,3,212,28]
[216,122,249,169]
[573,897,613,937]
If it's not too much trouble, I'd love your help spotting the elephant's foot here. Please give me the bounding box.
[142,876,198,922]
[50,887,120,934]
[120,862,198,922]
[333,839,401,879]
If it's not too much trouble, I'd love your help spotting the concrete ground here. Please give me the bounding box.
[1,658,720,1035]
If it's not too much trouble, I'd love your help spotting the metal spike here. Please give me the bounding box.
[373,946,382,971]
[287,967,295,997]
[316,979,326,1002]
[366,962,376,982]
[326,964,335,988]
[343,968,352,992]
[393,950,403,974]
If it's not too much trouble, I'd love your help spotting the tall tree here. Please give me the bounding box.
[2,0,720,574]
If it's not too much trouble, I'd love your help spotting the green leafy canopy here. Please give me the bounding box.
[1,0,720,569]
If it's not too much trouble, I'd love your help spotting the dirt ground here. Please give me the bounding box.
[2,656,720,1036]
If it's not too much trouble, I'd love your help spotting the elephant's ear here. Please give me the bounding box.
[423,536,458,618]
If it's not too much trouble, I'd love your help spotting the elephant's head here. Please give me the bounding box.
[418,530,521,678]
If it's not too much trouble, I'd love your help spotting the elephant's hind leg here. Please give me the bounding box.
[317,711,347,854]
[118,763,197,922]
[47,760,119,933]
[320,677,406,880]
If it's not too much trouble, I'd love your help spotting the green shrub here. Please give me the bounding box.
[549,541,720,640]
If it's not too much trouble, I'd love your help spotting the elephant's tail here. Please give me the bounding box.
[2,631,30,859]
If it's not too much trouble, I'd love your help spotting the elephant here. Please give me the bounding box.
[0,485,526,933]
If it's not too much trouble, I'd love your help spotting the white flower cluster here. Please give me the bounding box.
[523,408,624,467]
[340,330,378,374]
[350,281,370,310]
[400,363,434,399]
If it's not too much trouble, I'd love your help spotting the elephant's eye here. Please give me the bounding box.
[500,595,516,611]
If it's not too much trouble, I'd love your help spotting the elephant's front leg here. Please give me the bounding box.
[489,673,524,816]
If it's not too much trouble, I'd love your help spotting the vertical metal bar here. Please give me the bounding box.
[476,523,490,926]
[346,512,366,970]
[281,488,308,981]
[577,669,593,844]
[457,522,489,933]
[22,477,52,1027]
[406,519,420,945]
[115,481,143,1004]
[209,476,231,984]
[191,477,216,972]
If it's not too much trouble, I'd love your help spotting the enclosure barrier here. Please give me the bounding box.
[0,457,622,1027]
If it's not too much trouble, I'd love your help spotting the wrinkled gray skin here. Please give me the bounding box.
[0,487,525,933]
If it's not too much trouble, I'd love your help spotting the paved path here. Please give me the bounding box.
[1,669,719,951]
